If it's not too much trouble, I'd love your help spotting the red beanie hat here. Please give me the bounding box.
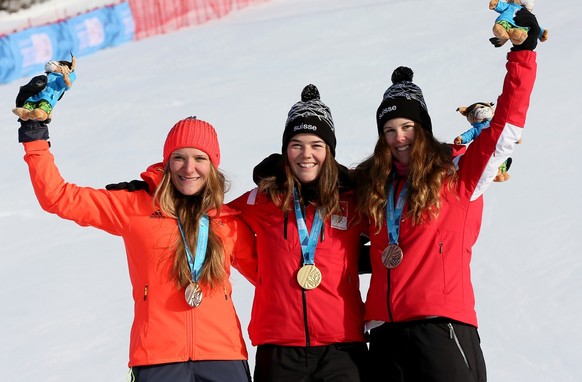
[163,117,220,167]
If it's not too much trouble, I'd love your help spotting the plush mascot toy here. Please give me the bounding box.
[455,102,521,182]
[489,0,548,47]
[12,53,77,122]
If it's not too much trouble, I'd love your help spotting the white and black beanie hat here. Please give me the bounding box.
[282,84,337,157]
[376,66,432,135]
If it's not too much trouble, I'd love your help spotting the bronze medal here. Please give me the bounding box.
[382,244,403,269]
[296,264,322,290]
[185,282,203,307]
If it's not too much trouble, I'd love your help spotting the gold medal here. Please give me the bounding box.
[185,282,203,307]
[382,244,403,269]
[296,264,322,290]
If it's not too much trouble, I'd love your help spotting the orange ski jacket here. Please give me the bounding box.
[22,141,257,367]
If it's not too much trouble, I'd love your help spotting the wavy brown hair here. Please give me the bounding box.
[354,125,457,232]
[259,145,342,220]
[154,164,228,290]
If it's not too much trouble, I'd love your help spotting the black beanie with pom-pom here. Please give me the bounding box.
[376,66,432,135]
[282,84,336,157]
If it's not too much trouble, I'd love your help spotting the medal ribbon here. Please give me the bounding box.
[386,173,408,245]
[177,215,209,283]
[293,187,323,266]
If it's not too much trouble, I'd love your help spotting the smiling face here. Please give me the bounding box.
[286,133,327,184]
[382,117,416,164]
[168,147,211,196]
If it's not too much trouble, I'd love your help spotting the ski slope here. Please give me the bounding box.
[1,0,580,381]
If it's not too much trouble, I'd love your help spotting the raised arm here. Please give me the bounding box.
[457,8,540,200]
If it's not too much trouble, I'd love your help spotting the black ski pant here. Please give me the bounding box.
[254,342,371,382]
[368,318,487,382]
[131,359,251,382]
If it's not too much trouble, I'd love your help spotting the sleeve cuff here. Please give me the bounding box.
[23,140,50,152]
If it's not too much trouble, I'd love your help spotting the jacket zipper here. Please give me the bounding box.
[386,269,393,322]
[294,206,311,346]
[385,177,404,323]
[302,289,310,346]
[187,293,194,358]
[299,203,324,347]
[448,323,469,369]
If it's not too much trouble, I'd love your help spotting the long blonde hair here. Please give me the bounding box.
[154,164,228,289]
[259,145,342,220]
[354,125,457,231]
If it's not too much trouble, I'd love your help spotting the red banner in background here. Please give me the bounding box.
[128,0,268,40]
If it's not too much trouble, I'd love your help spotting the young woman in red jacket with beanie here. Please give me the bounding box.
[229,84,370,382]
[352,8,541,382]
[17,116,257,382]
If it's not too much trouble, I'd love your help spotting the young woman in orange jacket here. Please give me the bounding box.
[18,116,257,382]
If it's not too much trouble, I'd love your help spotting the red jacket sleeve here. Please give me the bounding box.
[217,205,258,286]
[457,50,537,200]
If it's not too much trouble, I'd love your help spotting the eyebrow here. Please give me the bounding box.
[290,138,325,144]
[385,122,414,130]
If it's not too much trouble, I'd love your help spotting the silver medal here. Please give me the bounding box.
[185,282,203,307]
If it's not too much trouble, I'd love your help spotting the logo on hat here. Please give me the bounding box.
[378,105,397,120]
[293,123,318,132]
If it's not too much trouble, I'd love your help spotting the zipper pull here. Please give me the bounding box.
[144,284,148,301]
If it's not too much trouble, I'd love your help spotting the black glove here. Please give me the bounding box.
[15,74,47,107]
[252,153,283,186]
[511,8,541,51]
[489,37,506,48]
[105,180,149,192]
[18,120,49,143]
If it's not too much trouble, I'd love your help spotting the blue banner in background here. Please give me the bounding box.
[108,2,135,47]
[0,36,18,83]
[0,25,61,83]
[0,1,134,84]
[66,2,134,56]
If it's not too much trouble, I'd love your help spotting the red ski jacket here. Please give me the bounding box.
[22,146,257,367]
[364,50,537,327]
[228,189,367,346]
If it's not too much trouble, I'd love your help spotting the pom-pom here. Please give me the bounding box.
[301,84,320,102]
[391,66,414,84]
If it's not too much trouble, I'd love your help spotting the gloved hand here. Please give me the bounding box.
[489,37,505,48]
[252,153,283,186]
[15,74,47,108]
[511,8,541,51]
[18,120,49,143]
[105,180,149,192]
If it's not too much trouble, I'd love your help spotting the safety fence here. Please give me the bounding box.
[0,0,268,84]
[129,0,267,40]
